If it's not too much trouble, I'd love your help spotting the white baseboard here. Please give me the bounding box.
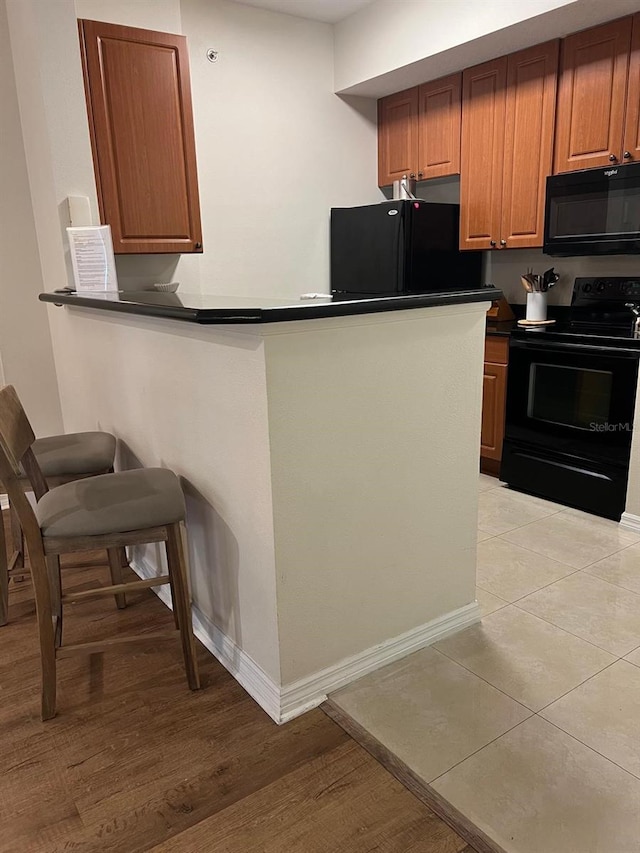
[278,600,480,722]
[130,553,480,724]
[620,512,640,533]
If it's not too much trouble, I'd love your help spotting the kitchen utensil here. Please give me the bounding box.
[521,275,533,293]
[392,176,417,200]
[542,267,560,292]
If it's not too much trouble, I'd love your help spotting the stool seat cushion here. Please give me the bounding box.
[35,468,185,538]
[27,432,116,478]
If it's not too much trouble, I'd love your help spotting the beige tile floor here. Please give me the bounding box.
[331,474,640,853]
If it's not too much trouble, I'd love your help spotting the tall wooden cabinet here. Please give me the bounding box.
[377,74,461,186]
[459,58,507,250]
[79,19,203,254]
[460,41,558,251]
[554,17,634,173]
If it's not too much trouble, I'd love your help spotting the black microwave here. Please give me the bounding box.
[544,162,640,256]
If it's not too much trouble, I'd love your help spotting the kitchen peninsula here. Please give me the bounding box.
[40,287,499,722]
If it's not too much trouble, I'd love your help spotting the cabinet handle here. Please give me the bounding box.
[194,242,202,250]
[489,240,496,248]
[624,151,632,160]
[409,172,416,179]
[500,239,507,247]
[609,154,618,162]
[418,172,423,179]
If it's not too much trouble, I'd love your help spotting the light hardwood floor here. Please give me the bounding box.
[0,512,473,853]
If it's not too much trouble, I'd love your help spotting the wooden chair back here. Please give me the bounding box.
[0,385,50,555]
[0,385,49,499]
[0,385,55,718]
[0,385,35,477]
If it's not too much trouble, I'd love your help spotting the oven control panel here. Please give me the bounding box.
[574,277,640,301]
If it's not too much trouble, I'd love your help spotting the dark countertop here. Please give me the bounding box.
[39,287,502,325]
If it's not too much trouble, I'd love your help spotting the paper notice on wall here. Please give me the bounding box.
[67,225,118,292]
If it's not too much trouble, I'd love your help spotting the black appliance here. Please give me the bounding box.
[544,162,640,256]
[330,200,482,298]
[501,277,640,520]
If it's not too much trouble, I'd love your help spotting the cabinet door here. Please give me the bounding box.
[623,13,640,164]
[417,73,461,180]
[481,362,508,461]
[460,58,507,250]
[501,41,559,249]
[79,20,203,254]
[554,18,631,173]
[377,88,419,186]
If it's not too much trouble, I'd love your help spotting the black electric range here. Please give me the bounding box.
[501,277,640,520]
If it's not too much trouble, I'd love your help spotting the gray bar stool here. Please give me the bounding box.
[0,384,200,719]
[2,429,117,625]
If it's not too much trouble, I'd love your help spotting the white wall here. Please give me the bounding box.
[181,0,380,298]
[265,304,483,684]
[334,0,640,96]
[0,0,62,435]
[487,249,640,306]
[76,0,181,31]
[43,305,282,682]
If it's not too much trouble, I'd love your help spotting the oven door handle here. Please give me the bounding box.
[510,338,640,357]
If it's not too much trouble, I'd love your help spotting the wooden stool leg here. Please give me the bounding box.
[107,548,127,609]
[119,546,129,569]
[31,551,57,720]
[0,507,8,627]
[166,522,200,690]
[46,554,63,648]
[10,503,25,582]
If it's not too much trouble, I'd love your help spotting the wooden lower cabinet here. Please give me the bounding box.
[481,335,509,472]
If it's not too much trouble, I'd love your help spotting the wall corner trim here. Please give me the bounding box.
[620,512,640,533]
[132,549,480,723]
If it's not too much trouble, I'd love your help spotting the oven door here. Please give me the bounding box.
[544,162,640,256]
[505,338,639,467]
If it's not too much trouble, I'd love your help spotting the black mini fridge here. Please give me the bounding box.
[330,200,482,299]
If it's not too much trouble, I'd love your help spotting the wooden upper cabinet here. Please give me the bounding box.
[501,41,559,249]
[417,73,461,180]
[623,13,640,163]
[461,44,558,251]
[377,88,419,186]
[79,19,203,254]
[460,58,507,250]
[554,17,632,173]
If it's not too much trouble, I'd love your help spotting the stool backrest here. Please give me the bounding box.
[0,385,35,476]
[0,385,49,501]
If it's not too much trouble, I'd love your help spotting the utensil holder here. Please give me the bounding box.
[526,292,547,322]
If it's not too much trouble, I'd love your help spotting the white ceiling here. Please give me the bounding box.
[230,0,376,23]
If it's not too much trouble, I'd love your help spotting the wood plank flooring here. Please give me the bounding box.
[0,512,474,853]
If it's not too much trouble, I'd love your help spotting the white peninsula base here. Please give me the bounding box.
[47,298,487,722]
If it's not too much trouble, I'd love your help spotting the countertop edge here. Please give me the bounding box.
[39,288,502,324]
